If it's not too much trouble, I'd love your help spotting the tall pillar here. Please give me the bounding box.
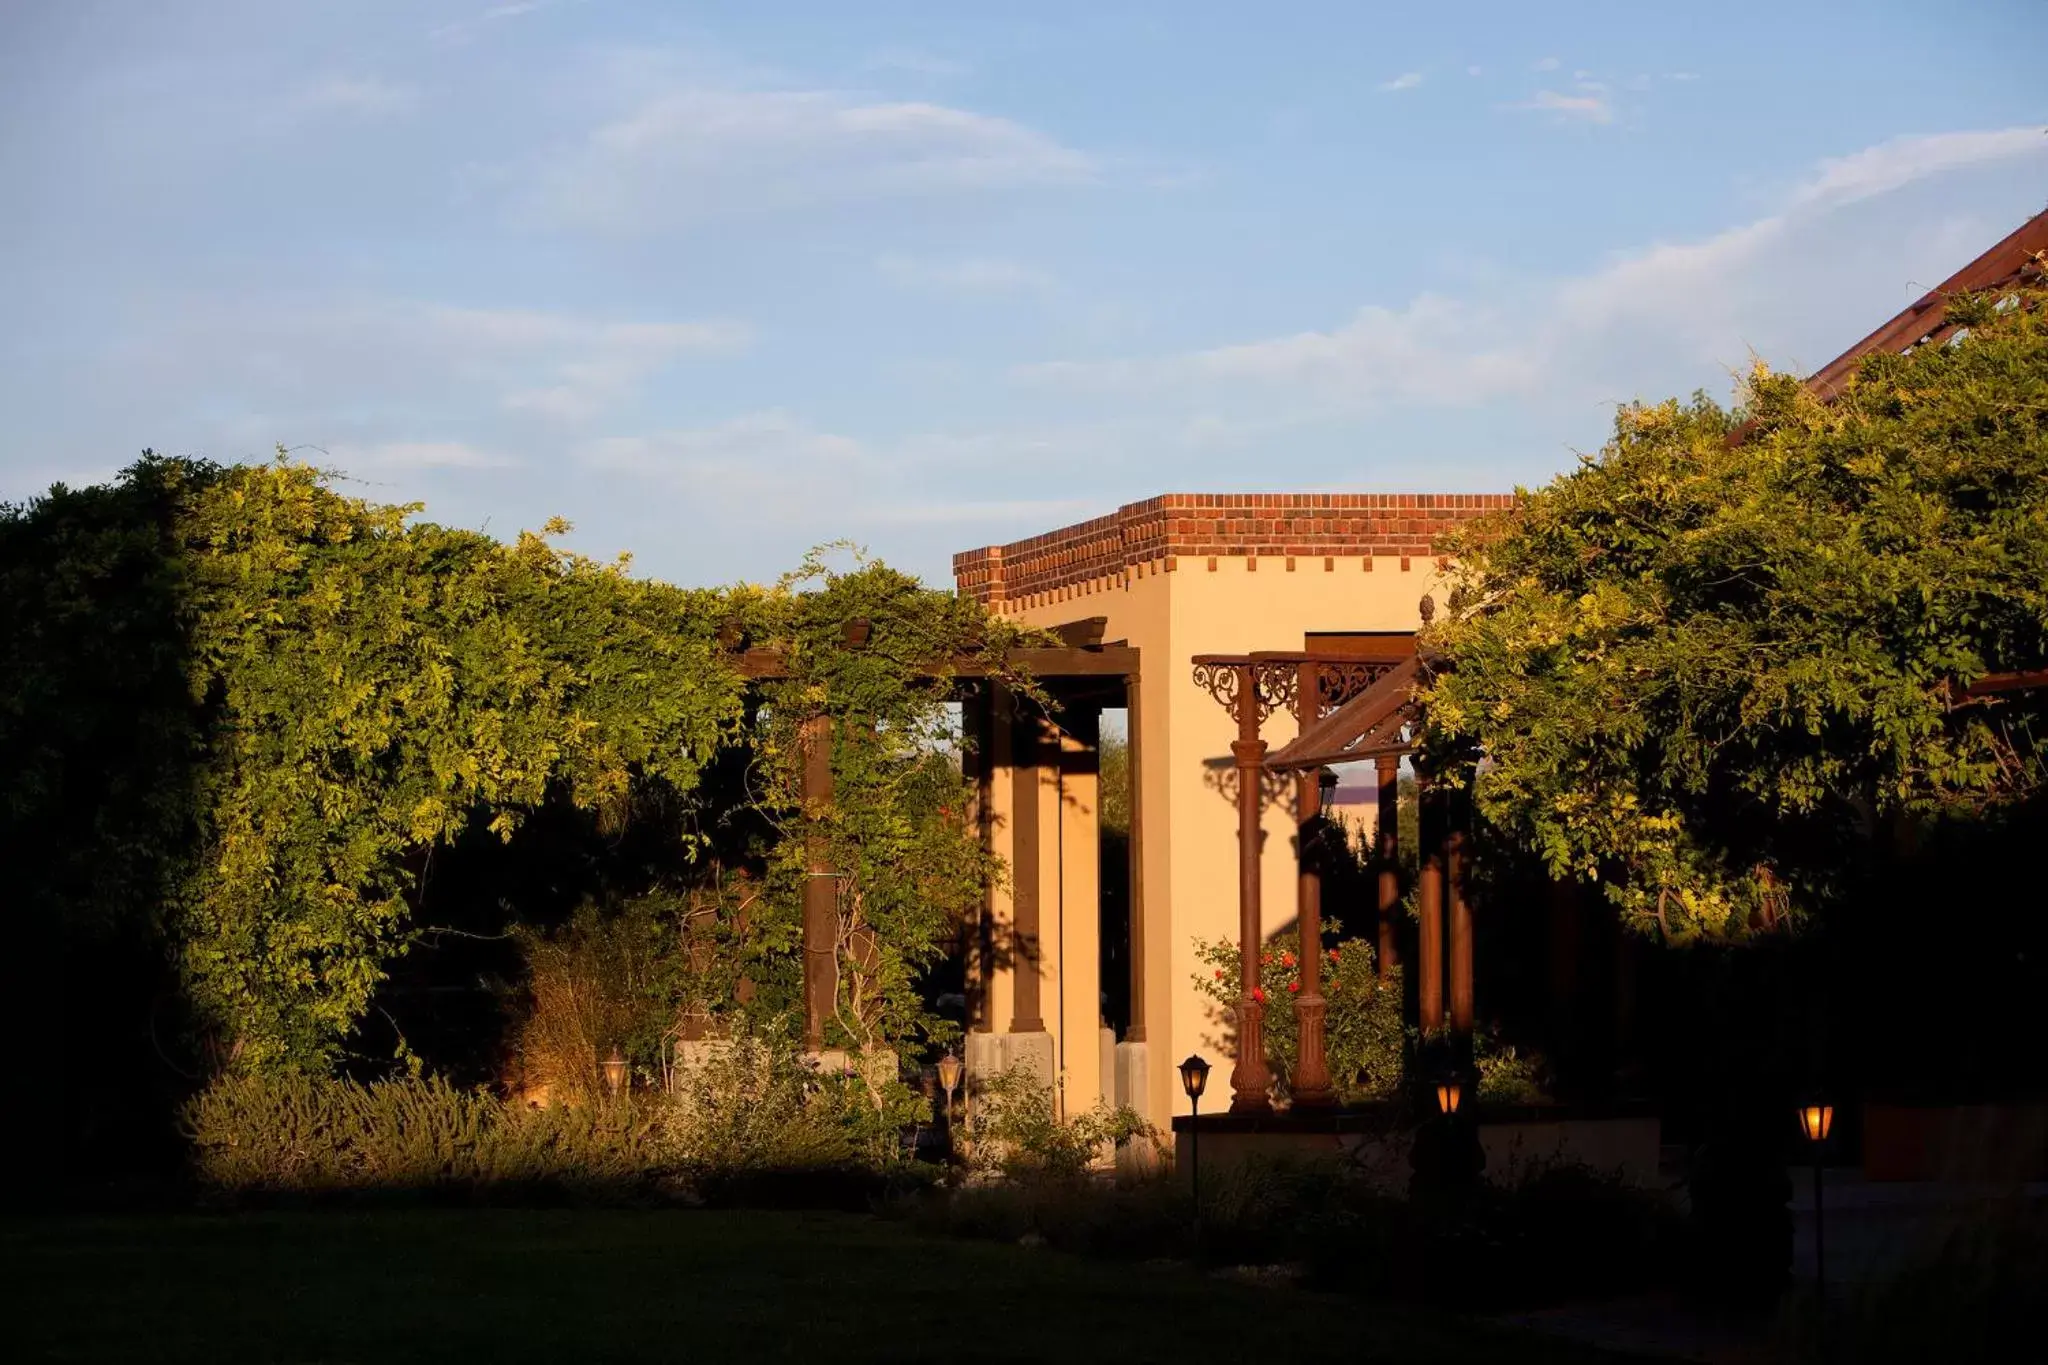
[1375,754,1402,982]
[801,714,836,1051]
[1416,770,1446,1036]
[965,684,996,1035]
[1229,662,1273,1114]
[1290,664,1336,1108]
[1123,673,1146,1043]
[1447,781,1474,1037]
[1053,709,1104,1116]
[1009,704,1047,1036]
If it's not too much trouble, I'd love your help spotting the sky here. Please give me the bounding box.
[2,1,2044,588]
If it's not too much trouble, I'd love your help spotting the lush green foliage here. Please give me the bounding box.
[1426,285,2048,938]
[732,552,1034,1056]
[1192,925,1406,1102]
[178,460,743,1065]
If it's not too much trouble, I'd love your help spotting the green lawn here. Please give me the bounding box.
[6,1207,1639,1363]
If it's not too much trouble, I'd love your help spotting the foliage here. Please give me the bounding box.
[182,1071,662,1195]
[730,550,1038,1057]
[1426,284,2048,939]
[1192,924,1406,1102]
[661,1033,925,1179]
[1473,1028,1547,1103]
[961,1064,1158,1178]
[911,1155,1681,1310]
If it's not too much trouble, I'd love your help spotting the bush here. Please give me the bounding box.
[182,1072,661,1197]
[183,1043,933,1205]
[1193,925,1405,1103]
[961,1064,1159,1179]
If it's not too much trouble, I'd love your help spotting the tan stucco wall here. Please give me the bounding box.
[996,554,1444,1131]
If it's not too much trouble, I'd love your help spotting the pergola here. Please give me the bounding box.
[1187,621,1478,1114]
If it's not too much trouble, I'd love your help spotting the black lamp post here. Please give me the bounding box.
[1179,1054,1211,1212]
[1797,1099,1834,1327]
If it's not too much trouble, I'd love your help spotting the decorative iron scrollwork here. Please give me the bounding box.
[1252,662,1297,723]
[1313,660,1398,717]
[1192,660,1242,713]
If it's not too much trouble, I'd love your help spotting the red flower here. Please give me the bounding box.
[1287,981,1300,993]
[1261,951,1273,965]
[1213,969,1225,980]
[1330,981,1340,992]
[1280,951,1296,968]
[1328,948,1341,962]
[1251,987,1267,1004]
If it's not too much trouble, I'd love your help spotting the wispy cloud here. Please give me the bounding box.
[296,76,417,117]
[1011,126,2048,413]
[1467,65,1484,77]
[429,1,551,45]
[527,89,1096,231]
[1380,71,1425,93]
[1516,87,1614,124]
[1533,56,1562,72]
[864,47,970,78]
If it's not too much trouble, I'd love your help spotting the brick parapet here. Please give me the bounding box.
[953,492,1515,605]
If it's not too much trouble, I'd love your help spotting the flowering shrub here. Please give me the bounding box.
[1192,922,1405,1103]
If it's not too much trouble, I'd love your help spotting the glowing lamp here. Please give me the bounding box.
[936,1052,962,1096]
[603,1046,629,1097]
[1434,1079,1464,1116]
[1797,1102,1834,1144]
[1178,1054,1211,1101]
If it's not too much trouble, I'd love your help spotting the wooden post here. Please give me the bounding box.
[1416,769,1445,1036]
[1448,781,1474,1037]
[1290,662,1336,1108]
[1009,705,1046,1035]
[1375,754,1401,982]
[1229,662,1273,1113]
[1123,671,1147,1044]
[801,714,836,1051]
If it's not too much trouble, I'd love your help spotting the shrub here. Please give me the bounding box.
[1193,924,1405,1103]
[182,1071,660,1196]
[961,1064,1159,1179]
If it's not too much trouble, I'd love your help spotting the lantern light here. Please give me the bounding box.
[603,1045,629,1097]
[1797,1102,1835,1144]
[936,1052,962,1096]
[1434,1079,1464,1116]
[1178,1054,1211,1100]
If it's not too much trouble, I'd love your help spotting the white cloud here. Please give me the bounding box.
[864,48,970,78]
[1533,56,1562,72]
[296,76,417,117]
[876,254,1057,296]
[1789,127,2048,213]
[1663,71,1700,81]
[529,89,1096,231]
[1517,88,1614,123]
[1467,65,1484,77]
[1012,126,2048,414]
[1380,71,1425,92]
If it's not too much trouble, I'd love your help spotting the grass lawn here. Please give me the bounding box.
[5,1207,1643,1363]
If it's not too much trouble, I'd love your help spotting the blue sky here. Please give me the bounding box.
[3,1,2043,587]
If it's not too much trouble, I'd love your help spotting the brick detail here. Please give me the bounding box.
[953,492,1514,605]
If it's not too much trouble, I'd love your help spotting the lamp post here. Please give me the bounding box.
[603,1045,629,1099]
[1434,1077,1464,1118]
[1179,1054,1211,1216]
[1797,1099,1834,1334]
[937,1052,963,1159]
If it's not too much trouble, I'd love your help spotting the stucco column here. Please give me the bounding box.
[1009,704,1047,1035]
[1448,781,1474,1037]
[1054,708,1104,1116]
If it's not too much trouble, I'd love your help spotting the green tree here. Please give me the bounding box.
[1425,284,2048,940]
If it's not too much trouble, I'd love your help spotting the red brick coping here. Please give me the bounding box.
[954,493,1514,606]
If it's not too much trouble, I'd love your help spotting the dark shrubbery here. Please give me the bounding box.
[907,1156,1681,1311]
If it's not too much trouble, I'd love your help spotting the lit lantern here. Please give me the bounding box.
[936,1052,963,1097]
[1178,1054,1211,1101]
[1797,1102,1834,1144]
[603,1045,629,1097]
[1434,1079,1464,1116]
